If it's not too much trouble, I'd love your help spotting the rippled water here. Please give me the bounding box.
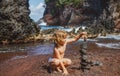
[95,35,120,49]
[96,42,120,49]
[0,42,54,62]
[0,35,120,62]
[0,42,54,54]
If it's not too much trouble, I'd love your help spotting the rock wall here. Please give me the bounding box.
[112,0,120,32]
[0,0,40,42]
[43,0,103,26]
[43,0,120,32]
[98,0,120,33]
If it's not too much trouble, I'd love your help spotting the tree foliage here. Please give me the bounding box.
[45,0,84,8]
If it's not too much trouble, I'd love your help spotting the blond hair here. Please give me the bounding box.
[53,30,67,47]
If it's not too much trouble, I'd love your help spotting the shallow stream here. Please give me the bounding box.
[0,35,119,63]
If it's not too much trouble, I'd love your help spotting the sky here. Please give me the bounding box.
[29,0,45,22]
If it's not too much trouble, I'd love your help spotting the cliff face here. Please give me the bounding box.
[0,0,39,42]
[43,0,120,32]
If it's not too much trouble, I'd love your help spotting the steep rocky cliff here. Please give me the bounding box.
[43,0,120,33]
[0,0,40,43]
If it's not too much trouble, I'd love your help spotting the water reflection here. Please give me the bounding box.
[0,51,27,63]
[0,36,120,63]
[96,42,120,49]
[0,42,54,62]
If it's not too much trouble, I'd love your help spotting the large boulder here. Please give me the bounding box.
[0,0,40,42]
[43,0,120,33]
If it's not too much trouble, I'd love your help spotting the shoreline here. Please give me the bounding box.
[0,32,120,45]
[0,38,120,76]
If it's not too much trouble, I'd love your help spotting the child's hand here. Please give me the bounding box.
[81,32,87,35]
[81,32,87,41]
[82,35,87,41]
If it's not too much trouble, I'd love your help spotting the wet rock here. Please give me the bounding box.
[43,0,120,34]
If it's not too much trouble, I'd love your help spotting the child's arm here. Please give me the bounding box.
[67,32,87,44]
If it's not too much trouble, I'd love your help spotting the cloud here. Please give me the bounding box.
[29,2,45,21]
[36,3,45,10]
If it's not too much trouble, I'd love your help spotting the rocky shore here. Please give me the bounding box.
[0,38,120,76]
[0,0,120,45]
[0,0,40,44]
[1,27,119,45]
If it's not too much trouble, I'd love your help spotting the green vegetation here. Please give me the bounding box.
[45,0,84,8]
[56,0,84,8]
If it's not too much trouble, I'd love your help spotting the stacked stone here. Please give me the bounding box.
[79,41,90,72]
[79,41,102,72]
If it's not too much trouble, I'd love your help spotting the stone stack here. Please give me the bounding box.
[80,41,102,72]
[79,41,90,71]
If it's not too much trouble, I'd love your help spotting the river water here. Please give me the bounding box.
[0,34,120,63]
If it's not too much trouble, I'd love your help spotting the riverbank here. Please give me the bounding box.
[0,25,120,45]
[0,38,120,76]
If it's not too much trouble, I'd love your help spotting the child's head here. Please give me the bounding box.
[53,30,67,46]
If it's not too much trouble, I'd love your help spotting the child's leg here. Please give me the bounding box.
[62,58,72,67]
[48,58,71,73]
[55,58,72,73]
[56,66,62,72]
[59,58,71,75]
[49,58,60,72]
